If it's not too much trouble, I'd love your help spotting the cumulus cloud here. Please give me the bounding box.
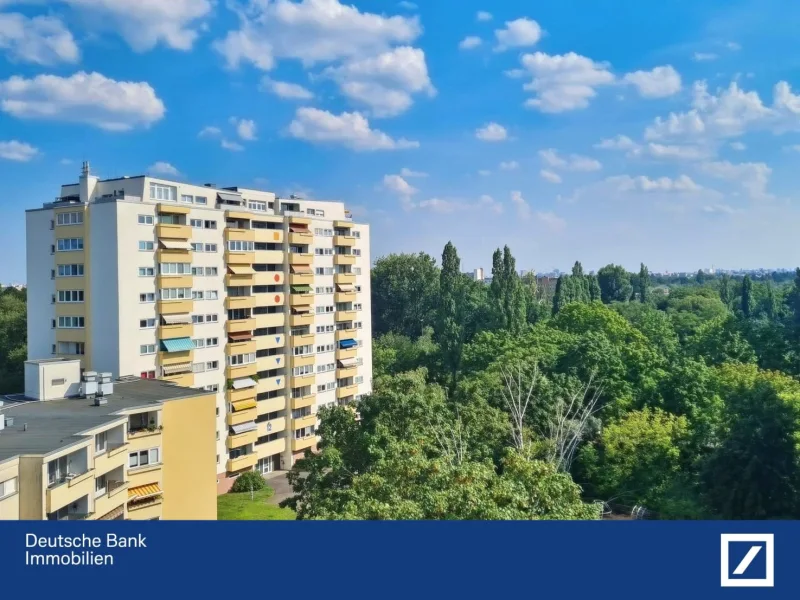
[231,117,257,141]
[147,161,180,177]
[459,36,482,50]
[0,13,79,65]
[540,169,562,183]
[397,1,417,9]
[288,107,419,151]
[260,77,313,100]
[0,71,165,131]
[478,169,491,176]
[382,173,418,196]
[476,11,492,22]
[539,148,601,171]
[510,190,531,219]
[198,126,222,138]
[499,160,519,170]
[623,65,681,98]
[400,167,427,178]
[221,139,244,152]
[700,160,772,200]
[408,194,502,214]
[518,51,615,112]
[610,174,704,193]
[594,135,639,151]
[494,18,542,51]
[729,141,746,151]
[0,139,38,161]
[475,122,508,142]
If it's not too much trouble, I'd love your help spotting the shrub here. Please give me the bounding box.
[231,470,266,493]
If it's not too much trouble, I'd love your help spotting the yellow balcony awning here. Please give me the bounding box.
[128,483,162,501]
[336,283,355,292]
[159,239,190,250]
[231,398,257,412]
[290,264,313,274]
[162,362,192,375]
[229,264,255,275]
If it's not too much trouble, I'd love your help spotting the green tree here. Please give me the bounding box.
[437,242,464,388]
[695,269,707,284]
[597,264,633,304]
[0,290,27,393]
[371,253,439,338]
[571,261,588,302]
[502,246,526,333]
[552,275,566,315]
[587,274,602,302]
[741,274,754,318]
[638,263,651,303]
[685,316,757,366]
[719,273,732,307]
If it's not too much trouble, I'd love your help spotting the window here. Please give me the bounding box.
[159,263,191,275]
[160,287,192,300]
[181,194,194,204]
[355,285,362,292]
[292,364,313,376]
[227,240,254,252]
[228,353,256,366]
[315,324,335,333]
[203,384,219,392]
[129,448,160,468]
[204,220,217,230]
[352,249,362,256]
[206,360,219,371]
[140,371,156,379]
[139,293,156,303]
[57,341,85,355]
[191,242,204,252]
[206,337,219,347]
[216,431,220,441]
[0,477,18,499]
[316,344,335,354]
[192,314,218,324]
[57,238,83,251]
[354,321,363,329]
[139,318,156,329]
[354,303,363,311]
[191,267,204,276]
[206,290,219,300]
[192,362,206,373]
[352,231,361,239]
[195,196,208,205]
[57,316,84,328]
[315,305,334,314]
[205,243,217,253]
[293,344,313,356]
[140,344,156,355]
[294,426,315,439]
[139,241,154,251]
[317,382,336,392]
[354,268,362,275]
[138,267,155,277]
[149,182,177,201]
[190,219,203,229]
[316,363,335,373]
[56,211,83,226]
[57,290,84,303]
[138,214,154,225]
[193,338,205,349]
[95,431,107,455]
[248,200,267,212]
[355,376,364,384]
[205,267,218,276]
[57,264,84,278]
[192,290,205,300]
[314,248,334,256]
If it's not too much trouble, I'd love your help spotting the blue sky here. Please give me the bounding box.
[2,0,800,282]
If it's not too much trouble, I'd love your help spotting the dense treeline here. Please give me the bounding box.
[284,245,800,520]
[0,287,26,394]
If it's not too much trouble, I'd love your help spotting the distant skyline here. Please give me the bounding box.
[3,0,800,282]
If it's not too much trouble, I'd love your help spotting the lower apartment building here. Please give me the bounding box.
[26,163,373,492]
[0,358,216,520]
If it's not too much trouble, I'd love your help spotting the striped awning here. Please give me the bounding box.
[229,265,255,275]
[162,362,192,376]
[162,313,191,325]
[160,337,194,352]
[338,358,358,368]
[228,331,252,342]
[291,285,312,293]
[292,305,312,315]
[159,239,190,250]
[231,421,257,434]
[218,191,243,204]
[232,377,257,390]
[336,284,355,292]
[289,225,309,233]
[231,398,257,412]
[97,505,125,520]
[290,265,312,274]
[128,483,162,501]
[338,339,357,349]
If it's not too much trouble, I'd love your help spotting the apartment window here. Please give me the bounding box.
[314,248,334,256]
[129,448,160,468]
[354,267,362,275]
[204,384,219,392]
[57,290,84,303]
[192,291,205,300]
[316,382,336,393]
[149,182,177,201]
[192,362,206,373]
[316,363,335,373]
[354,303,363,311]
[315,305,334,314]
[248,200,267,212]
[139,241,155,251]
[159,263,191,275]
[206,360,219,371]
[204,220,217,230]
[292,364,313,376]
[95,431,107,455]
[191,267,203,276]
[205,243,217,252]
[138,214,154,225]
[181,194,194,204]
[192,314,218,324]
[193,338,205,349]
[57,316,84,328]
[355,376,364,384]
[354,321,363,329]
[205,267,218,276]
[160,287,192,300]
[139,319,156,329]
[355,285,362,292]
[57,341,85,355]
[139,293,156,303]
[316,344,335,354]
[195,196,208,205]
[294,426,315,439]
[352,231,361,239]
[315,324,335,333]
[138,267,155,277]
[57,238,83,252]
[0,477,18,499]
[227,240,254,252]
[56,211,83,226]
[216,431,220,441]
[191,243,203,252]
[293,344,313,357]
[158,214,181,225]
[228,353,256,366]
[190,219,203,229]
[206,337,219,347]
[140,344,156,355]
[140,371,156,379]
[207,290,219,300]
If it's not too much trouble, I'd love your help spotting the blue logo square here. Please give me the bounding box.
[728,541,767,580]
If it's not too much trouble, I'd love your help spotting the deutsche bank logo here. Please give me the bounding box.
[720,534,774,587]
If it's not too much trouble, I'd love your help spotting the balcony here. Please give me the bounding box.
[334,254,356,266]
[156,247,190,261]
[157,274,193,288]
[258,376,285,394]
[158,203,190,215]
[256,437,286,459]
[335,292,356,303]
[226,318,255,334]
[127,429,162,453]
[225,228,256,243]
[93,443,128,475]
[288,231,313,245]
[228,339,257,355]
[255,333,285,351]
[288,253,313,265]
[226,296,257,310]
[253,271,284,286]
[292,354,315,368]
[225,363,258,380]
[227,454,258,473]
[224,251,256,265]
[55,329,86,344]
[333,235,355,247]
[157,299,193,315]
[288,272,313,286]
[254,312,285,330]
[257,395,286,415]
[336,347,357,361]
[158,323,192,339]
[292,436,316,452]
[257,417,286,437]
[159,350,193,366]
[227,406,258,427]
[227,386,257,403]
[156,223,191,239]
[291,394,316,410]
[335,329,357,341]
[257,354,285,370]
[335,310,357,322]
[334,273,356,285]
[46,470,94,515]
[253,229,284,244]
[258,293,284,307]
[293,414,317,430]
[162,372,193,387]
[225,273,256,287]
[291,373,315,387]
[94,483,128,521]
[290,312,314,327]
[289,293,314,307]
[337,385,358,399]
[291,333,315,347]
[337,365,357,378]
[227,429,258,449]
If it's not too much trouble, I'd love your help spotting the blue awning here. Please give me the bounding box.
[338,339,357,349]
[160,337,194,352]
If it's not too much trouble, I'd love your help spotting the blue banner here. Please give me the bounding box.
[0,521,797,598]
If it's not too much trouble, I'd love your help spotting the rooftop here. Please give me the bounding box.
[0,378,208,463]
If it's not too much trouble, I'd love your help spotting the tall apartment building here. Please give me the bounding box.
[26,163,372,491]
[0,358,216,520]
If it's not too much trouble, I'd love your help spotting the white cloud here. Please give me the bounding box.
[499,160,519,170]
[692,52,718,62]
[221,139,244,152]
[323,46,435,117]
[231,117,257,141]
[397,1,417,9]
[540,169,562,183]
[459,36,482,50]
[726,42,741,51]
[0,139,38,161]
[504,68,526,79]
[409,195,502,214]
[0,71,165,131]
[700,160,772,200]
[610,174,703,193]
[623,65,681,98]
[400,167,427,178]
[703,203,741,215]
[476,11,492,22]
[288,107,419,151]
[198,126,221,138]
[595,135,639,151]
[260,77,313,100]
[63,0,212,52]
[383,173,418,196]
[479,194,503,214]
[537,211,566,231]
[539,148,601,171]
[478,169,491,176]
[59,158,72,165]
[0,13,79,65]
[519,52,615,112]
[645,143,713,160]
[729,141,746,151]
[475,122,507,142]
[147,161,180,177]
[494,18,542,51]
[510,190,531,219]
[645,80,800,142]
[214,0,421,69]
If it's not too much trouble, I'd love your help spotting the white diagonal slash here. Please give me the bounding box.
[733,545,762,575]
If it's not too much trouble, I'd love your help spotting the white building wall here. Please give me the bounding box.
[90,201,123,377]
[356,223,373,398]
[25,210,55,360]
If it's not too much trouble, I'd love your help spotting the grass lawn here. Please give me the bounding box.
[217,487,296,521]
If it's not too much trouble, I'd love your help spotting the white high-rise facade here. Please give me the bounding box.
[26,163,372,491]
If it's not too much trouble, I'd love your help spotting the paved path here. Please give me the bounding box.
[264,471,293,505]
